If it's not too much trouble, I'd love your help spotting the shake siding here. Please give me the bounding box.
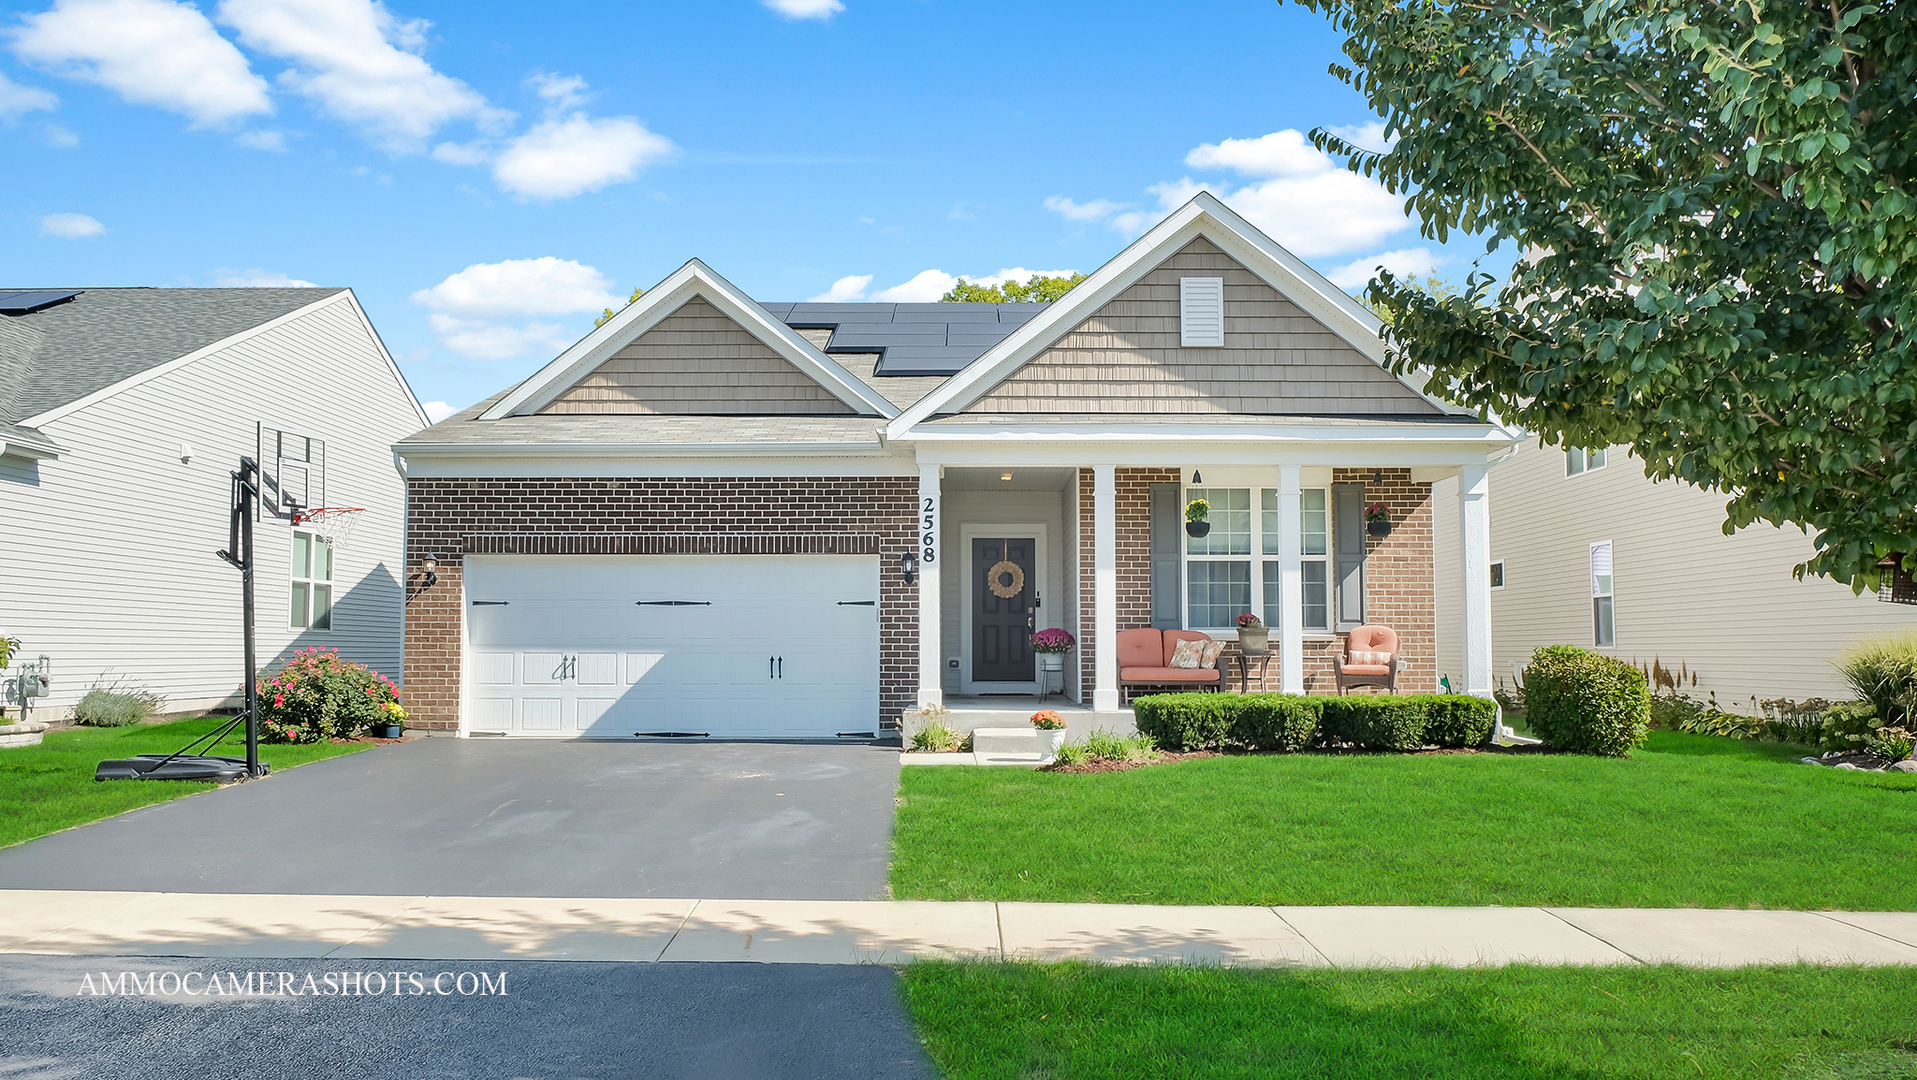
[0,296,420,717]
[541,297,855,415]
[964,236,1439,416]
[1476,440,1917,707]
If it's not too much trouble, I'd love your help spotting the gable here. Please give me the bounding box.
[540,297,857,416]
[957,236,1440,417]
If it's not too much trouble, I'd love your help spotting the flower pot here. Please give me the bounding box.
[1041,728,1069,759]
[375,723,403,739]
[1185,520,1211,538]
[1039,653,1065,672]
[1238,627,1270,656]
[1367,518,1393,538]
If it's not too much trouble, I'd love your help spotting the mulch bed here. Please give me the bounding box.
[1042,751,1217,774]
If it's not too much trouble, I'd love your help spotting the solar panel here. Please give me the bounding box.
[771,301,1049,377]
[0,289,83,314]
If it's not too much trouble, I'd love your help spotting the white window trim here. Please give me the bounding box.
[291,527,335,632]
[1182,484,1332,635]
[1566,446,1608,477]
[1589,540,1614,648]
[1489,559,1506,590]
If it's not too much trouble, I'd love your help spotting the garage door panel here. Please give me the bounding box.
[463,555,879,738]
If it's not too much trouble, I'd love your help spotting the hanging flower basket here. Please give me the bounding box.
[1365,501,1393,537]
[1185,498,1211,538]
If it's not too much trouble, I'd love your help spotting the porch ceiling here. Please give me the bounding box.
[941,465,1078,492]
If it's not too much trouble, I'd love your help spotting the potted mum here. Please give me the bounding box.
[375,702,407,739]
[1031,709,1070,759]
[1185,499,1211,538]
[1030,628,1075,694]
[1365,501,1392,537]
[1235,613,1269,655]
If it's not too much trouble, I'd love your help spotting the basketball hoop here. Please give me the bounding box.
[291,506,365,553]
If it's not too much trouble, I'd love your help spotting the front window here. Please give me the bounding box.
[291,529,334,630]
[1590,541,1614,647]
[1566,447,1608,476]
[1189,485,1331,633]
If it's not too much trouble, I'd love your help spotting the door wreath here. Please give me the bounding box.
[985,560,1026,599]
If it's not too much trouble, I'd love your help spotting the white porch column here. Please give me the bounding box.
[916,464,943,708]
[1277,465,1305,693]
[1459,463,1493,698]
[1093,464,1119,711]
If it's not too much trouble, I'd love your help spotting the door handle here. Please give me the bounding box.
[777,657,784,679]
[770,656,775,679]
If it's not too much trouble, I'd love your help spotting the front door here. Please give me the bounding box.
[971,537,1036,684]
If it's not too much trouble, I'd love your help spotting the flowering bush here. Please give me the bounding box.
[1236,613,1263,629]
[1031,710,1067,730]
[1030,628,1076,654]
[256,647,400,744]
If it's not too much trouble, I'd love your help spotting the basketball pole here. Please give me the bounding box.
[219,457,262,779]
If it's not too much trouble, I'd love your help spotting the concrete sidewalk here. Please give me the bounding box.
[4,890,1916,968]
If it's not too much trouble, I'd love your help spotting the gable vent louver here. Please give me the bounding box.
[1179,277,1224,347]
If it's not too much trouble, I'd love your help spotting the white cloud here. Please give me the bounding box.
[1042,195,1125,222]
[429,138,488,165]
[411,256,618,360]
[39,211,103,237]
[213,267,317,286]
[869,269,955,303]
[527,71,586,109]
[492,112,676,200]
[1326,248,1439,290]
[1048,127,1413,258]
[807,274,872,303]
[236,128,286,150]
[11,0,271,127]
[216,0,505,152]
[764,0,843,19]
[0,69,58,119]
[40,121,78,146]
[1324,121,1397,153]
[420,400,458,423]
[963,267,1079,288]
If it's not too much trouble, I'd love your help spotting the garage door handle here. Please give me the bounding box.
[471,601,508,606]
[837,601,876,606]
[769,656,775,679]
[638,600,712,606]
[778,656,783,679]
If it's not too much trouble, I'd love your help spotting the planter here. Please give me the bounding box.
[1237,628,1270,656]
[1040,728,1069,759]
[1367,519,1393,538]
[1185,520,1211,538]
[0,720,51,749]
[1038,652,1066,694]
[374,723,404,739]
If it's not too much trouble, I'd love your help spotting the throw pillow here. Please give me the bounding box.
[1199,641,1227,667]
[1350,650,1392,666]
[1168,639,1206,669]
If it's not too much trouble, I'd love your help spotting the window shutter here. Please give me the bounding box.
[1179,277,1224,347]
[1149,482,1182,629]
[1333,482,1367,629]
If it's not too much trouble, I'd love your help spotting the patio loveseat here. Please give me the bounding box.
[1117,628,1225,703]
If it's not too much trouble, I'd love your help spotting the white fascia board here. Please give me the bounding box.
[478,259,897,421]
[340,289,434,431]
[886,191,1469,438]
[913,440,1511,469]
[401,452,915,479]
[19,290,355,428]
[397,439,887,458]
[904,421,1516,445]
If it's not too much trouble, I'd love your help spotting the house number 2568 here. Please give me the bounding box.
[921,497,937,565]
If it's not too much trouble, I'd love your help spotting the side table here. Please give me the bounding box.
[1234,651,1273,693]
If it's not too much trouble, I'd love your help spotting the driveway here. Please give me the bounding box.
[0,739,901,899]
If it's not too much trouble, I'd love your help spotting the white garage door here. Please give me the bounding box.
[463,555,880,738]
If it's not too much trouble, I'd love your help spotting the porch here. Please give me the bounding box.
[913,457,1494,713]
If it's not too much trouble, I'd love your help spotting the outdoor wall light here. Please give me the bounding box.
[1192,470,1204,484]
[421,554,440,588]
[901,551,918,585]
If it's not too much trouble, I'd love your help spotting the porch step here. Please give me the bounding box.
[970,727,1046,754]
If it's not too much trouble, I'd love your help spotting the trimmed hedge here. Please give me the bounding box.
[1522,645,1651,757]
[1132,692,1498,753]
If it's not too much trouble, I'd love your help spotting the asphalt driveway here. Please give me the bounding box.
[0,738,901,899]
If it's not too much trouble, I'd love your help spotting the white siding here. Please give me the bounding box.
[1479,440,1917,709]
[0,295,423,717]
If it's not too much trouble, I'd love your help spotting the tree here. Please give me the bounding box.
[1290,0,1915,586]
[941,273,1088,304]
[594,287,645,328]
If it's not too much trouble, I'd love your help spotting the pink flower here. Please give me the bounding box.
[274,694,285,706]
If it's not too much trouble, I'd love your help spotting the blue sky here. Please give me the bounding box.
[1,0,1509,419]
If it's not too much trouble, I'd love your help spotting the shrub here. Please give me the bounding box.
[1648,692,1705,730]
[1131,693,1235,751]
[909,721,963,753]
[256,647,399,744]
[1522,645,1651,756]
[1320,696,1428,751]
[1834,634,1917,727]
[1821,701,1879,750]
[73,685,165,727]
[1423,695,1498,748]
[1865,726,1915,763]
[1229,694,1321,752]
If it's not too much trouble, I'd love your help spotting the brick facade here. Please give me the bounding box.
[1076,466,1437,698]
[403,476,918,731]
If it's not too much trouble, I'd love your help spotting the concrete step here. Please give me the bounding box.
[970,727,1046,754]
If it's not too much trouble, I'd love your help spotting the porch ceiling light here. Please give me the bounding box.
[1192,470,1203,484]
[1000,472,1013,481]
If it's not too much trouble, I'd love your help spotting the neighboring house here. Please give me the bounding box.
[1434,439,1917,709]
[395,193,1517,738]
[0,288,428,719]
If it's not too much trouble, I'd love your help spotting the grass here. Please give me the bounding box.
[0,716,372,849]
[890,730,1917,909]
[901,962,1917,1080]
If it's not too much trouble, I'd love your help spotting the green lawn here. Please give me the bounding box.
[0,717,372,849]
[891,731,1917,909]
[901,962,1917,1080]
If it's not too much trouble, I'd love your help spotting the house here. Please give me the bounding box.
[1433,439,1917,708]
[0,287,428,719]
[394,193,1518,738]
